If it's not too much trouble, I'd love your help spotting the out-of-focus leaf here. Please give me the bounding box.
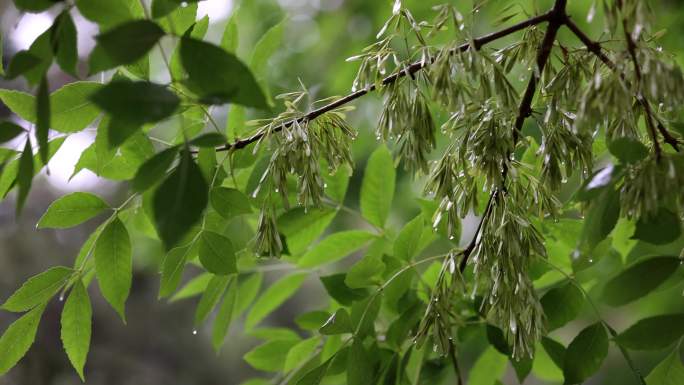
[152,151,208,249]
[245,273,307,329]
[132,146,179,192]
[212,278,237,352]
[602,256,680,306]
[298,231,375,268]
[0,122,25,143]
[562,323,608,384]
[53,11,78,76]
[180,37,268,108]
[540,281,584,331]
[194,274,230,326]
[319,309,352,335]
[633,208,682,245]
[608,137,649,164]
[244,339,299,372]
[645,348,684,385]
[617,314,684,350]
[320,274,368,306]
[360,145,395,228]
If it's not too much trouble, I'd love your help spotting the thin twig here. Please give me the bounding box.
[461,0,567,273]
[564,17,681,152]
[213,11,556,153]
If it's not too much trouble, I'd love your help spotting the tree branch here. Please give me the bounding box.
[564,17,681,152]
[460,0,568,273]
[215,11,557,152]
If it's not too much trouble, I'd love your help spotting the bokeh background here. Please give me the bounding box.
[1,0,683,384]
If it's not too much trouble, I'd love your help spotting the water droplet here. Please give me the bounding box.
[589,259,594,263]
[59,294,64,302]
[192,329,198,335]
[181,1,188,7]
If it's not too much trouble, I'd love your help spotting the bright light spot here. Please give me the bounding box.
[12,13,53,50]
[198,0,233,21]
[45,133,111,192]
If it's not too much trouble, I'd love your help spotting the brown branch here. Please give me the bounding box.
[565,18,681,153]
[215,11,557,152]
[459,0,568,273]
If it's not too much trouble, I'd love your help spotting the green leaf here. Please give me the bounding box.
[5,51,43,80]
[345,253,385,289]
[249,19,284,104]
[50,81,103,133]
[235,273,263,316]
[633,208,682,245]
[194,275,231,327]
[38,192,110,229]
[540,281,584,331]
[0,82,103,134]
[60,280,92,381]
[296,358,332,385]
[617,314,684,350]
[36,77,50,165]
[169,272,210,302]
[360,145,395,228]
[0,137,65,199]
[0,89,35,122]
[394,214,432,261]
[248,327,300,341]
[608,137,649,164]
[541,337,566,370]
[244,339,299,372]
[53,11,78,76]
[132,146,179,192]
[320,274,368,306]
[94,216,132,321]
[278,208,337,255]
[153,151,208,249]
[16,138,34,215]
[220,5,241,53]
[211,278,237,352]
[14,0,56,12]
[562,322,608,384]
[0,122,25,144]
[245,273,307,329]
[297,231,375,268]
[1,266,73,312]
[159,242,199,298]
[90,81,179,146]
[198,231,237,275]
[347,338,374,385]
[0,304,46,376]
[76,0,144,30]
[179,37,268,108]
[284,337,320,372]
[646,348,684,385]
[581,187,620,250]
[296,311,331,331]
[602,257,680,306]
[319,308,353,335]
[90,20,165,73]
[468,347,508,385]
[151,0,201,18]
[189,133,227,147]
[210,187,253,219]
